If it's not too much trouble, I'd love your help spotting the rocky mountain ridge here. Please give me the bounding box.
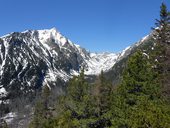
[0,27,152,127]
[0,28,122,99]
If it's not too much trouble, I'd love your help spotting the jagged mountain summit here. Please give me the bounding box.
[0,28,121,99]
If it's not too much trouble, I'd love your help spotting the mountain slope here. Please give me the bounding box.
[0,28,119,100]
[0,28,155,127]
[105,34,154,85]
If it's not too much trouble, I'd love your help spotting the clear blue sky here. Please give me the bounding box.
[0,0,169,52]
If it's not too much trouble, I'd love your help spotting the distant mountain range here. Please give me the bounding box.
[0,27,154,127]
[0,28,131,99]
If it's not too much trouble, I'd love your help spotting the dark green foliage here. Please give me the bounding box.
[52,69,113,128]
[93,70,112,115]
[120,51,159,98]
[88,70,113,128]
[54,69,93,127]
[29,3,170,128]
[153,3,170,45]
[29,85,53,128]
[111,51,170,128]
[105,36,155,86]
[98,71,112,114]
[152,2,170,100]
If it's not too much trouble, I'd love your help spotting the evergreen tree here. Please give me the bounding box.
[93,70,112,115]
[152,2,170,100]
[29,85,52,128]
[152,2,170,68]
[88,70,112,127]
[55,69,93,127]
[111,51,170,128]
[153,3,170,44]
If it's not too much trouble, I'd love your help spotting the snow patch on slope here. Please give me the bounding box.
[0,27,130,85]
[85,52,118,75]
[1,112,17,124]
[119,46,131,57]
[136,35,150,46]
[0,87,7,98]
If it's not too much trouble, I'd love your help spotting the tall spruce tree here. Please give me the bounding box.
[111,51,170,128]
[154,3,170,44]
[152,2,170,69]
[152,2,170,100]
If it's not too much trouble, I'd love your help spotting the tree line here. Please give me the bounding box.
[28,3,170,128]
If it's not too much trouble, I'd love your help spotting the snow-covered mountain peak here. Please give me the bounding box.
[1,26,150,101]
[0,28,120,91]
[37,27,69,47]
